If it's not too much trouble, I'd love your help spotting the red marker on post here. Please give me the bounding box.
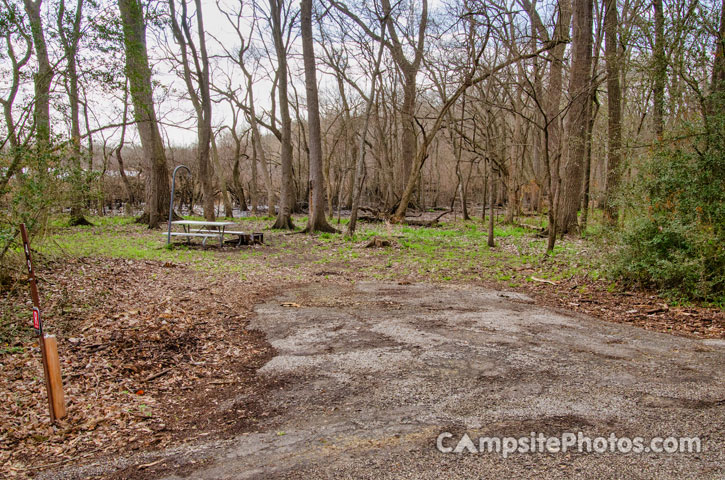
[32,307,41,333]
[19,224,65,422]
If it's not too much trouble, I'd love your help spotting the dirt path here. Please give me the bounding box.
[43,282,724,479]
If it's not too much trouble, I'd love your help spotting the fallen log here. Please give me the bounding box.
[403,209,452,227]
[358,215,386,223]
[358,207,452,227]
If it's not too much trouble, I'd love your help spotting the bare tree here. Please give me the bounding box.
[391,39,564,222]
[57,0,93,225]
[0,0,32,193]
[168,0,215,220]
[219,100,252,213]
[347,24,386,236]
[330,0,428,200]
[214,3,277,214]
[245,77,276,215]
[300,0,335,232]
[118,0,170,228]
[521,0,572,221]
[210,129,234,217]
[269,0,295,229]
[115,80,136,212]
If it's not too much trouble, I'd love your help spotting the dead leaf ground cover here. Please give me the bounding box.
[1,213,722,478]
[1,253,277,478]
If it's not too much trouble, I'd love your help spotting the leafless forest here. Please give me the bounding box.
[2,0,724,289]
[2,0,725,475]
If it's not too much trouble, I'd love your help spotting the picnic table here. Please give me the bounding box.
[165,220,263,247]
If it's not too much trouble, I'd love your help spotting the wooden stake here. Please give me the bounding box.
[43,335,66,420]
[19,223,61,423]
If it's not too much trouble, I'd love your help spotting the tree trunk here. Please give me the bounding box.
[211,133,234,218]
[249,136,259,214]
[542,100,560,253]
[245,76,275,215]
[455,95,470,220]
[398,69,418,195]
[653,0,665,137]
[330,67,352,218]
[301,0,335,233]
[579,94,597,233]
[380,0,427,198]
[58,0,91,226]
[118,0,170,228]
[195,0,214,222]
[546,0,572,212]
[603,0,622,224]
[481,168,487,222]
[487,168,495,248]
[230,131,249,213]
[558,0,593,234]
[199,126,215,221]
[232,157,248,212]
[168,0,215,221]
[23,0,52,145]
[348,29,386,236]
[270,0,295,229]
[505,117,521,225]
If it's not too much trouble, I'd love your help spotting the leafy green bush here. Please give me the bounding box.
[612,109,725,303]
[0,145,63,276]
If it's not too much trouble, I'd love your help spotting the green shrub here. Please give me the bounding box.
[0,145,63,274]
[612,109,725,303]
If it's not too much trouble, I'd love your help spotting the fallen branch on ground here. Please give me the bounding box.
[144,368,172,383]
[365,237,393,248]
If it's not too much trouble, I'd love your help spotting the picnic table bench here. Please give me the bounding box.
[164,220,263,247]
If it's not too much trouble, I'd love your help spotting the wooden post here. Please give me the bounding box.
[43,335,66,419]
[19,224,65,422]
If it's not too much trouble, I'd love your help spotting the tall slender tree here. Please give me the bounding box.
[522,0,571,224]
[270,0,295,229]
[348,25,386,236]
[300,0,335,232]
[604,0,622,223]
[168,0,215,221]
[58,0,92,226]
[329,0,428,201]
[118,0,170,228]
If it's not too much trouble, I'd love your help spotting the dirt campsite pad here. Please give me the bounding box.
[40,281,725,479]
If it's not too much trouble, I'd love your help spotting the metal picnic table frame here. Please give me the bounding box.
[168,220,236,247]
[165,164,264,248]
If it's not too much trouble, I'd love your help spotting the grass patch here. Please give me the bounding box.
[34,213,607,292]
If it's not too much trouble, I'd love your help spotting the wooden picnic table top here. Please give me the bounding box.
[170,220,235,227]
